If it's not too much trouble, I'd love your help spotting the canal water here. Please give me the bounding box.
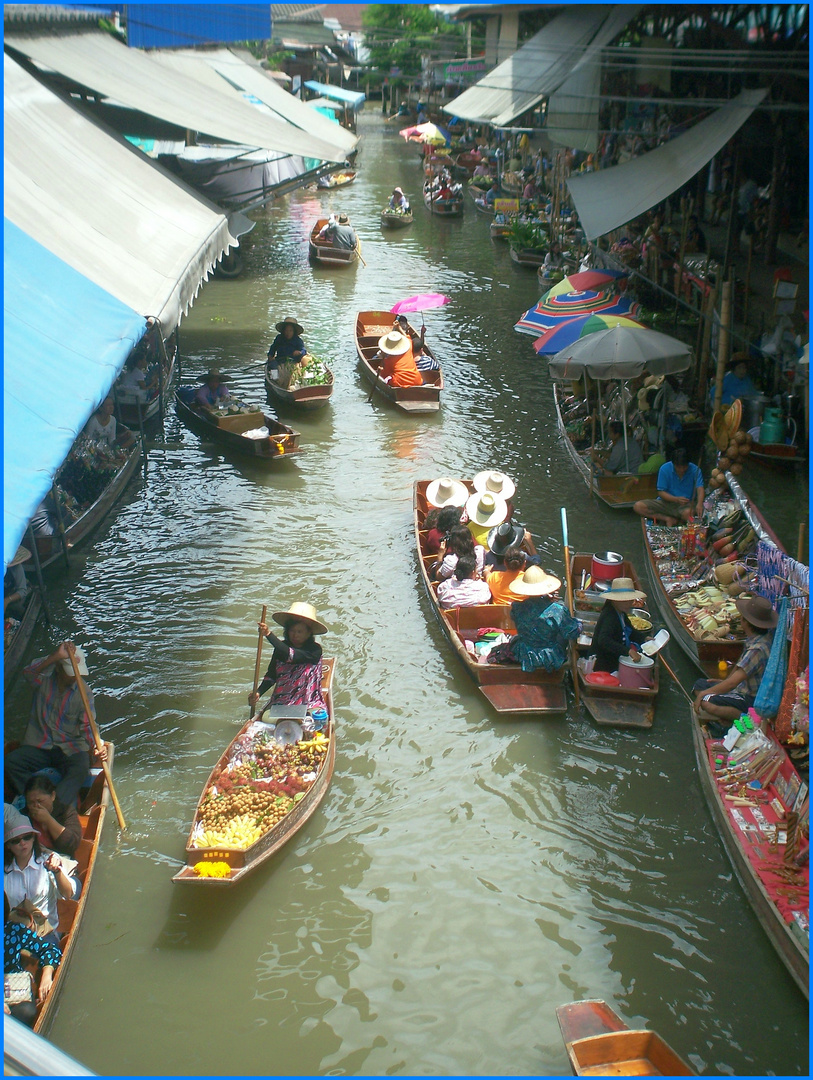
[8,112,808,1076]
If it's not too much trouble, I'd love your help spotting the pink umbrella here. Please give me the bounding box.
[391,294,449,315]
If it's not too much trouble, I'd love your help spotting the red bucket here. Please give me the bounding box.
[591,551,624,582]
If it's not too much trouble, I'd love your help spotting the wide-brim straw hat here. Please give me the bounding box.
[200,369,222,384]
[487,521,524,555]
[426,477,468,508]
[602,577,647,603]
[272,601,327,636]
[724,398,743,436]
[465,491,508,527]
[709,410,730,451]
[509,565,561,597]
[378,330,411,356]
[735,594,778,629]
[275,317,304,336]
[8,545,31,567]
[472,469,516,501]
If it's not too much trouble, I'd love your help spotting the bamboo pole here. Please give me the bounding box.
[560,508,580,709]
[713,279,733,414]
[250,605,268,718]
[696,283,718,406]
[743,233,754,329]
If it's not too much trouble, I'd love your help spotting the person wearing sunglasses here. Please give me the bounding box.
[4,819,74,947]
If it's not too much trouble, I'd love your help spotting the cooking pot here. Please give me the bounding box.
[618,654,655,689]
[742,395,768,432]
[591,551,624,582]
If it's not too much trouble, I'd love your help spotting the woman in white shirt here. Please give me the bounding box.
[4,818,74,945]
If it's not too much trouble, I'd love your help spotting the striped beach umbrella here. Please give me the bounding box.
[514,290,641,336]
[542,269,628,298]
[531,314,646,355]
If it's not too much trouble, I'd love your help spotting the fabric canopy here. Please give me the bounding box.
[303,81,366,109]
[441,6,638,127]
[4,220,146,568]
[548,326,693,380]
[568,88,768,240]
[4,29,347,163]
[5,52,245,333]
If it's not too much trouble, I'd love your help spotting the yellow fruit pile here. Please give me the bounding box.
[194,814,263,850]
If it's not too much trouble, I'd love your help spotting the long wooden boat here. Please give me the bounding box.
[316,169,356,189]
[641,476,785,678]
[423,188,464,217]
[690,709,809,997]
[37,440,143,571]
[414,480,567,715]
[114,347,176,428]
[1,742,115,1037]
[308,219,360,267]
[380,208,413,229]
[469,188,494,215]
[354,311,443,414]
[570,552,660,729]
[4,589,42,690]
[173,661,335,886]
[553,384,657,509]
[556,999,694,1076]
[175,391,300,462]
[510,245,547,267]
[264,362,334,411]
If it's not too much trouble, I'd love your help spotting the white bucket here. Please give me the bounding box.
[618,654,655,689]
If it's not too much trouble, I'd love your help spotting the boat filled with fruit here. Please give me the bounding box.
[173,660,335,886]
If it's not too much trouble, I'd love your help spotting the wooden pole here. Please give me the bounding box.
[743,233,754,330]
[798,523,806,564]
[560,508,580,708]
[67,643,126,830]
[713,279,733,414]
[589,411,597,499]
[26,525,51,626]
[673,195,691,331]
[658,654,696,706]
[250,605,268,718]
[697,283,718,406]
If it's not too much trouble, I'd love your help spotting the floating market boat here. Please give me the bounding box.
[553,384,658,509]
[355,311,443,413]
[173,661,335,887]
[316,169,356,189]
[556,999,695,1076]
[570,552,660,729]
[380,207,413,229]
[4,589,42,690]
[414,480,567,716]
[690,710,809,998]
[264,357,334,411]
[113,345,176,429]
[308,219,361,267]
[509,245,548,267]
[423,187,464,217]
[469,188,494,215]
[175,390,300,462]
[2,741,115,1037]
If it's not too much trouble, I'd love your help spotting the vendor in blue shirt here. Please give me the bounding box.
[709,357,759,407]
[633,447,705,526]
[267,317,306,367]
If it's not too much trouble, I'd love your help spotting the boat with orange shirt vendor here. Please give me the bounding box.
[372,330,423,388]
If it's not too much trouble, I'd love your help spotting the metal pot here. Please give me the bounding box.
[591,551,624,582]
[742,395,768,432]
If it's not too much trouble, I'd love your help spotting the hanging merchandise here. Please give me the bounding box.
[753,598,789,719]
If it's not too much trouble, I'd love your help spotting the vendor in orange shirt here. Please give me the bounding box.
[375,330,423,388]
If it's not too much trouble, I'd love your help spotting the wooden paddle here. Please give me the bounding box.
[66,643,126,831]
[658,653,696,707]
[250,605,267,718]
[355,244,367,268]
[560,508,580,708]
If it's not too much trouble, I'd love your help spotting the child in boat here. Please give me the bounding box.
[248,602,327,713]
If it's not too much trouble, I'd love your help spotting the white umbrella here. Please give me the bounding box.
[548,326,693,471]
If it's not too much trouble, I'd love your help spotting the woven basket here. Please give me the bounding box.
[709,411,730,451]
[724,398,743,438]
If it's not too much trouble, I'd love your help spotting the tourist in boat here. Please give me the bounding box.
[4,817,74,946]
[487,567,579,671]
[632,447,705,526]
[83,394,135,449]
[324,213,358,250]
[692,595,778,728]
[394,315,439,373]
[484,547,527,604]
[248,602,327,713]
[118,350,157,400]
[433,525,486,582]
[591,578,650,673]
[465,484,510,547]
[389,187,410,212]
[591,421,643,475]
[194,369,231,410]
[425,504,465,556]
[4,642,107,809]
[425,477,468,512]
[483,521,540,571]
[24,775,81,860]
[374,330,423,388]
[437,555,492,609]
[267,317,306,388]
[4,891,61,1024]
[4,545,30,621]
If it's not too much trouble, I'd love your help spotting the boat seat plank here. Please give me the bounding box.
[480,683,567,713]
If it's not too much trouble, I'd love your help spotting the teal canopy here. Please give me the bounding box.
[4,220,146,568]
[303,81,365,109]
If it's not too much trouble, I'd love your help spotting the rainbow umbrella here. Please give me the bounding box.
[532,314,646,355]
[542,269,628,298]
[399,122,449,146]
[514,290,640,336]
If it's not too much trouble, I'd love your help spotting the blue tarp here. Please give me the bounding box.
[124,4,271,50]
[4,220,146,569]
[303,81,366,109]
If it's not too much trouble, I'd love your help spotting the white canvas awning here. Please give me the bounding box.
[4,29,347,163]
[4,52,246,331]
[567,88,768,240]
[442,6,639,127]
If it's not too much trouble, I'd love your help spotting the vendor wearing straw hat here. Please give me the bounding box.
[487,566,580,672]
[195,369,231,410]
[249,601,328,714]
[374,330,423,388]
[267,317,307,389]
[4,545,31,620]
[692,594,778,728]
[592,577,651,674]
[389,187,410,212]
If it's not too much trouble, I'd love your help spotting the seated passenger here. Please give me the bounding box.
[389,187,410,212]
[591,578,650,673]
[465,490,509,548]
[118,351,156,400]
[483,521,540,571]
[325,213,358,250]
[424,478,468,512]
[4,891,61,1026]
[248,602,327,714]
[433,525,486,582]
[83,395,135,449]
[488,567,579,672]
[437,554,492,609]
[374,331,423,388]
[424,505,464,557]
[485,547,527,605]
[195,370,230,410]
[592,421,642,475]
[24,775,82,859]
[4,817,74,947]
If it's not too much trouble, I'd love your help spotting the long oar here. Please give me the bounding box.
[658,653,695,707]
[67,643,126,831]
[355,243,367,268]
[560,508,580,708]
[250,604,268,718]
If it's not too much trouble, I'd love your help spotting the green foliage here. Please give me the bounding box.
[507,219,548,253]
[362,4,463,76]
